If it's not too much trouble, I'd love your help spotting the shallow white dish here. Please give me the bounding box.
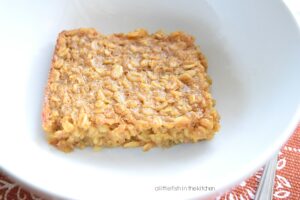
[0,0,299,199]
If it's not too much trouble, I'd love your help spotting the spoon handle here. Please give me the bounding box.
[254,154,278,200]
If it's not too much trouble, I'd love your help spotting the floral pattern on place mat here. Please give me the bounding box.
[0,173,43,200]
[0,125,299,200]
[217,125,300,200]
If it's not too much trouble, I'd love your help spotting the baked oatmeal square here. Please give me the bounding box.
[42,28,220,152]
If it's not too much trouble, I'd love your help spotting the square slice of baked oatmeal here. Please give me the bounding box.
[42,28,220,152]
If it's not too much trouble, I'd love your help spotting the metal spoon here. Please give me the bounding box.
[254,153,278,200]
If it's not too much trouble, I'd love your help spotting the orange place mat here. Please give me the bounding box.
[1,125,299,200]
[217,124,300,200]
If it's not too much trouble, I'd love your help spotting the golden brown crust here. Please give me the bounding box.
[42,28,220,152]
[42,32,64,133]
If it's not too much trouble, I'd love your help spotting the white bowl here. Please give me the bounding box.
[0,0,299,199]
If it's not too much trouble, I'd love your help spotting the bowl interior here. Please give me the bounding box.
[0,0,299,199]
